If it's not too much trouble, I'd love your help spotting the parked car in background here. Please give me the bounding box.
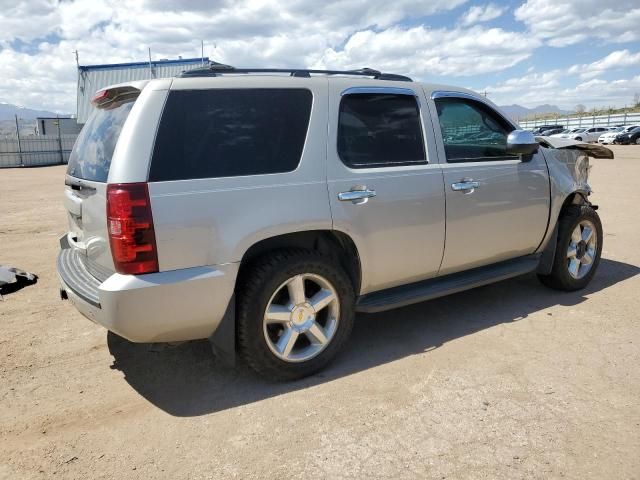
[599,127,625,144]
[539,127,564,136]
[614,126,640,145]
[531,124,563,134]
[565,126,608,142]
[601,125,640,144]
[551,128,584,138]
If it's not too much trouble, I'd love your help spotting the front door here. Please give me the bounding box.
[428,92,550,275]
[326,80,446,294]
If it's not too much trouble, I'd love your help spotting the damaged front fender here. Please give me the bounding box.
[534,136,612,273]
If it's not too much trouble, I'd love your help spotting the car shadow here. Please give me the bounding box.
[107,258,639,417]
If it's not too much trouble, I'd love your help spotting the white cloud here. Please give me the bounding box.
[568,50,640,79]
[515,0,640,46]
[459,3,505,26]
[315,26,538,77]
[0,0,638,114]
[484,69,640,109]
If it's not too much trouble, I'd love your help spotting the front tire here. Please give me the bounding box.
[237,249,355,381]
[538,205,602,291]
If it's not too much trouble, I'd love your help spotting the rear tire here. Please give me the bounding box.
[236,249,355,381]
[537,205,602,291]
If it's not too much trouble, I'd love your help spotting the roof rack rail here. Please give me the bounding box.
[178,63,412,82]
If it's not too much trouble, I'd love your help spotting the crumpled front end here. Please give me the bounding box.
[534,136,612,266]
[536,135,613,195]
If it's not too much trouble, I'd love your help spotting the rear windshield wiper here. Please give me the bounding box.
[65,175,96,191]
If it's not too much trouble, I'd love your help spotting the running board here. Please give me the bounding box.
[356,255,540,313]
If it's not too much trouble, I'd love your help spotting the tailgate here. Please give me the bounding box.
[63,87,139,274]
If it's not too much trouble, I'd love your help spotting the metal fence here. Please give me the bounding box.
[0,134,78,168]
[518,112,640,129]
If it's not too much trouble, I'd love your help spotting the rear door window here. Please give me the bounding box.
[67,99,136,182]
[149,89,313,181]
[337,93,426,168]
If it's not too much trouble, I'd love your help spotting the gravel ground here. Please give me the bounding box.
[1,146,639,479]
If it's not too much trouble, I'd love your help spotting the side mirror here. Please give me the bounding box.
[506,130,539,156]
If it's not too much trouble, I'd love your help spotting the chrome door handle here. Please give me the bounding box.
[338,187,376,204]
[451,180,479,193]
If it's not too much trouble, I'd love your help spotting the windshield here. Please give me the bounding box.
[573,129,586,133]
[66,98,136,182]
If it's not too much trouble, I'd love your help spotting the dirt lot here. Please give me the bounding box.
[1,146,639,479]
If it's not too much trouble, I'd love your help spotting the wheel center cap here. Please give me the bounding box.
[291,303,314,328]
[576,241,587,259]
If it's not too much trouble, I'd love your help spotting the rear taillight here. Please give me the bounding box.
[106,183,159,275]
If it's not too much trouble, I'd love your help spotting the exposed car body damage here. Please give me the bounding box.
[535,136,612,273]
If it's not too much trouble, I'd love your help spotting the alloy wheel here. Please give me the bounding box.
[263,273,340,363]
[566,220,598,279]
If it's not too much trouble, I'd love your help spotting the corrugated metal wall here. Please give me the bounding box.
[77,58,208,123]
[0,134,77,168]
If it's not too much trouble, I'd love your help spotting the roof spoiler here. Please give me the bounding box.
[91,85,140,108]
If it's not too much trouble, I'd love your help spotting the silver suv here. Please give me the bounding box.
[58,65,607,380]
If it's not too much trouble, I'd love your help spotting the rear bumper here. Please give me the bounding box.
[57,245,238,342]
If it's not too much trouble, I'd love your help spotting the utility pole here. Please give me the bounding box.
[148,47,154,79]
[15,115,23,167]
[56,115,63,164]
[201,40,204,65]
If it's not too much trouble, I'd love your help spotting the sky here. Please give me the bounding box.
[1,0,639,114]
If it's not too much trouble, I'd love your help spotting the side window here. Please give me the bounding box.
[434,97,516,163]
[337,93,426,168]
[149,89,312,181]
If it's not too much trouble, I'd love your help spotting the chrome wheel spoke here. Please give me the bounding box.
[306,321,329,345]
[568,258,580,277]
[309,289,335,313]
[276,328,299,358]
[581,226,593,243]
[287,275,307,305]
[567,243,577,259]
[265,304,292,324]
[582,249,595,265]
[571,227,582,244]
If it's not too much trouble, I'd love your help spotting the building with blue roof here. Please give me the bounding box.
[77,57,209,123]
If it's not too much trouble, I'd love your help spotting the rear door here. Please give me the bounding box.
[64,88,139,273]
[427,91,550,275]
[326,80,445,294]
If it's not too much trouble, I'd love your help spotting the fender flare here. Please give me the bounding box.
[536,191,594,275]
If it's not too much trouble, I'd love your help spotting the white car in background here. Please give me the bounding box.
[562,126,608,143]
[599,125,640,144]
[550,128,584,138]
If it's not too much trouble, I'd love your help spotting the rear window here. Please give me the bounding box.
[66,99,135,182]
[149,89,313,181]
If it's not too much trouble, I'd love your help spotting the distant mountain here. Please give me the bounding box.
[0,102,71,121]
[499,104,571,120]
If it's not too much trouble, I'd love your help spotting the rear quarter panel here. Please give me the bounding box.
[147,77,332,270]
